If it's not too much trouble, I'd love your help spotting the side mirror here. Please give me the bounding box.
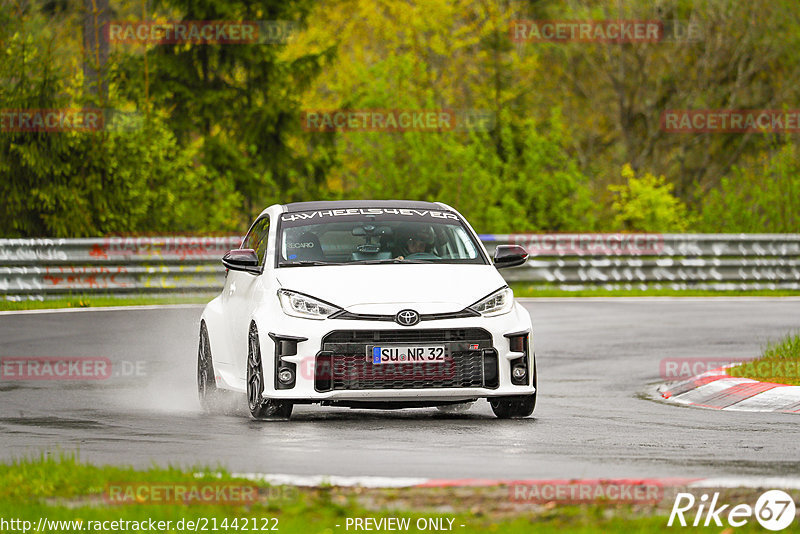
[222,249,261,275]
[493,245,528,269]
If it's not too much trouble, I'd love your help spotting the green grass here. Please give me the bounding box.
[0,454,781,533]
[728,332,800,385]
[510,284,800,298]
[0,295,210,311]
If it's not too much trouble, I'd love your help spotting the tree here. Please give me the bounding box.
[0,2,241,237]
[528,0,800,205]
[137,0,336,221]
[282,0,594,232]
[698,141,800,233]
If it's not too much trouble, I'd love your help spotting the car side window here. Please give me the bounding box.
[242,216,270,265]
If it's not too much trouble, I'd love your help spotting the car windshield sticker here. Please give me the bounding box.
[281,208,459,222]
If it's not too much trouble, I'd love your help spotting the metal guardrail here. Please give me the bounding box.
[2,234,799,300]
[482,234,800,290]
[0,237,239,298]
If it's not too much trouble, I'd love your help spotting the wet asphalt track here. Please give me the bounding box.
[1,298,799,480]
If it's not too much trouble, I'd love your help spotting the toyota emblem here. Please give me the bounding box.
[395,309,420,326]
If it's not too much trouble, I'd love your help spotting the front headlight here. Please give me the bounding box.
[469,287,514,317]
[278,290,341,320]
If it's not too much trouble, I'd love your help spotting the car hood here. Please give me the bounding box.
[275,264,507,314]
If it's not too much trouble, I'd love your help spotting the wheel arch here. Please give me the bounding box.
[200,297,227,369]
[247,317,279,396]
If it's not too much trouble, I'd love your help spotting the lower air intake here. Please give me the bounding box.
[316,328,495,391]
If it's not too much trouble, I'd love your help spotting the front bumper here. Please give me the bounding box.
[232,302,534,402]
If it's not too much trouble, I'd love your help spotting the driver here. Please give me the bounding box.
[396,227,436,259]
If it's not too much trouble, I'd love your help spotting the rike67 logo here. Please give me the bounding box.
[669,490,797,531]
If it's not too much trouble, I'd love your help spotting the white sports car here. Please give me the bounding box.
[197,200,536,419]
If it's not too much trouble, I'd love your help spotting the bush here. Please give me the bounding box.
[609,165,691,232]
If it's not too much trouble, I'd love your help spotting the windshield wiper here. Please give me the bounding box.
[350,258,432,264]
[279,260,343,267]
[281,258,434,267]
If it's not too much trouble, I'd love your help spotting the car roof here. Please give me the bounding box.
[282,200,447,212]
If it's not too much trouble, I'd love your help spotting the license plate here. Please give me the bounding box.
[368,345,446,364]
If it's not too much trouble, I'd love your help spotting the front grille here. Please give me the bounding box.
[317,329,495,391]
[330,309,480,322]
[323,328,491,344]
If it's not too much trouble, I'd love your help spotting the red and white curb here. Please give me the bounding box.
[658,366,800,413]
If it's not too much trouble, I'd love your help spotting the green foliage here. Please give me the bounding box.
[494,112,596,233]
[329,110,594,233]
[609,165,690,232]
[2,0,800,236]
[140,0,336,221]
[0,0,327,237]
[287,0,594,233]
[0,116,242,236]
[698,142,800,232]
[0,27,240,238]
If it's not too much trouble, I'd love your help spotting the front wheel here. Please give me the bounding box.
[490,358,537,419]
[247,323,293,420]
[489,395,536,418]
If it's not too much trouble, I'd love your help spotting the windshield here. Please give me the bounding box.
[277,208,487,266]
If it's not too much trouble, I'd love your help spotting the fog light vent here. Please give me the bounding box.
[505,332,530,386]
[268,333,306,390]
[278,367,295,384]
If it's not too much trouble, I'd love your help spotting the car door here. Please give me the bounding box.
[223,216,270,377]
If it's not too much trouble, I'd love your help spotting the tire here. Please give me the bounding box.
[490,357,537,419]
[247,323,293,420]
[490,395,536,418]
[197,322,222,413]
